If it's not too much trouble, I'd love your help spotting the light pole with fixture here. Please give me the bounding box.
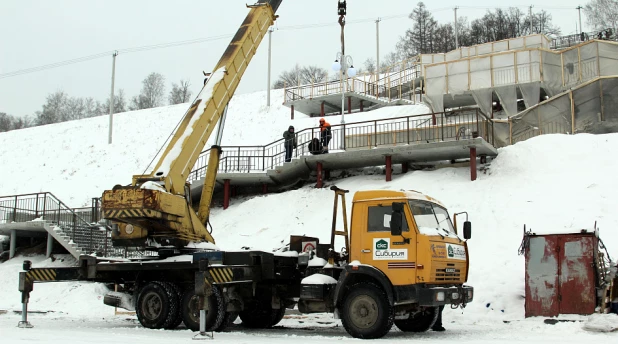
[332,0,355,150]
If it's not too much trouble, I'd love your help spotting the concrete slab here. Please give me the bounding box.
[0,221,48,236]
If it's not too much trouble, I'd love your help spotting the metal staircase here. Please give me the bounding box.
[0,193,117,259]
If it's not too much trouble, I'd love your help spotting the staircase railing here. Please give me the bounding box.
[0,192,113,257]
[188,108,494,180]
[284,65,422,103]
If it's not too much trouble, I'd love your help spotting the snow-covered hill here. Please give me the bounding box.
[0,89,429,206]
[1,89,617,342]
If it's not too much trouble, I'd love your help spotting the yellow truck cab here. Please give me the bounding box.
[298,189,473,339]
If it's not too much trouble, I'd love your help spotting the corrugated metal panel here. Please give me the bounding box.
[525,236,560,317]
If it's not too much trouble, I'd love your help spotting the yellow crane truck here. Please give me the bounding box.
[17,0,474,339]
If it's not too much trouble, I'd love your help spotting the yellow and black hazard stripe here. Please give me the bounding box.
[104,209,160,218]
[26,269,57,282]
[209,268,234,284]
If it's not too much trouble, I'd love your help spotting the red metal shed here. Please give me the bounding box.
[524,230,599,318]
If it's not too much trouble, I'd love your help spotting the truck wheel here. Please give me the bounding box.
[270,307,286,327]
[162,282,183,329]
[239,303,283,328]
[340,283,393,339]
[214,312,238,332]
[181,286,225,332]
[136,281,178,329]
[394,306,438,332]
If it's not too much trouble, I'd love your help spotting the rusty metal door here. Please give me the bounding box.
[558,235,596,315]
[526,236,560,317]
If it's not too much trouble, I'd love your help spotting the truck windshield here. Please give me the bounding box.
[408,200,456,236]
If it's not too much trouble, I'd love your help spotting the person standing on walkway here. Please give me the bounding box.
[319,118,332,153]
[283,125,297,163]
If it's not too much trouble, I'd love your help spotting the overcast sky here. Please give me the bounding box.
[1,0,590,117]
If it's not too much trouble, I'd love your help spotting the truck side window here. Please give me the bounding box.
[367,206,409,232]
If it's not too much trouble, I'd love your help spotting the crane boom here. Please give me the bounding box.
[102,0,282,247]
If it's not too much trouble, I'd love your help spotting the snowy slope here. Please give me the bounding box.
[0,89,429,206]
[1,88,617,342]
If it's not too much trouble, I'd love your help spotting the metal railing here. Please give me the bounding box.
[188,109,494,181]
[284,66,422,103]
[0,192,114,257]
[550,28,616,50]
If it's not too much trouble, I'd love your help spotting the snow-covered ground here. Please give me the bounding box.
[1,89,618,341]
[0,89,429,206]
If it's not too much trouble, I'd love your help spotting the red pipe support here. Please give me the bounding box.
[321,102,325,116]
[385,156,392,182]
[470,148,477,181]
[291,105,295,120]
[348,97,352,114]
[223,179,231,209]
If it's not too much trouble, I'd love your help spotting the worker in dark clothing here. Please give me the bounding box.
[432,305,445,331]
[309,137,323,155]
[283,125,297,163]
[319,118,332,153]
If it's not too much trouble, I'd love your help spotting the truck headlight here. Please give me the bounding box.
[467,289,473,300]
[436,292,445,302]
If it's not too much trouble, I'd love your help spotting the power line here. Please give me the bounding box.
[0,5,583,80]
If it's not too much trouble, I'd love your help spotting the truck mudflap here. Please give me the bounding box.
[417,285,473,307]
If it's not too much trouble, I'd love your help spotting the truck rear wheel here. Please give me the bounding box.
[181,286,225,332]
[214,312,238,331]
[239,303,285,328]
[340,282,393,339]
[136,281,179,329]
[394,306,439,332]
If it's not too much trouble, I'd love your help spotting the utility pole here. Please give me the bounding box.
[267,27,273,107]
[529,5,534,34]
[108,51,117,145]
[576,5,583,34]
[454,7,459,49]
[376,18,380,79]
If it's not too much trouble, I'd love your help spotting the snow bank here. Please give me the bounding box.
[583,313,618,332]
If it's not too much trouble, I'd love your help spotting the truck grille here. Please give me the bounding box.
[433,263,463,282]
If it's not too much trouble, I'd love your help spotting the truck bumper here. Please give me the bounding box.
[418,285,473,306]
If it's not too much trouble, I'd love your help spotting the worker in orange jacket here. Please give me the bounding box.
[319,118,332,153]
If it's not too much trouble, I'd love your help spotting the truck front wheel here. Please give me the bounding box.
[340,283,393,339]
[394,306,439,332]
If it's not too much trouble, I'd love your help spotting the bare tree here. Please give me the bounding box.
[273,64,302,89]
[36,91,67,125]
[168,80,193,105]
[363,58,377,74]
[103,89,127,114]
[300,66,328,84]
[584,0,618,30]
[131,72,165,110]
[0,112,11,132]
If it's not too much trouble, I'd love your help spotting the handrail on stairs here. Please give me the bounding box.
[0,192,113,257]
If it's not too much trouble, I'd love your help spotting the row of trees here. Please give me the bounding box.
[273,3,563,86]
[0,73,194,133]
[398,3,560,57]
